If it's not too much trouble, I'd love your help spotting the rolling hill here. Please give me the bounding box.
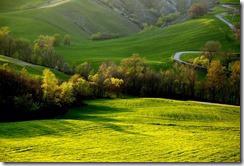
[56,14,240,69]
[0,98,240,162]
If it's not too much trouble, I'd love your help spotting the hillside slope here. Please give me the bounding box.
[96,0,191,27]
[0,0,140,41]
[0,0,208,41]
[56,14,240,68]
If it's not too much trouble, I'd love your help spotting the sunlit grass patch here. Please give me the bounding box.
[0,98,240,162]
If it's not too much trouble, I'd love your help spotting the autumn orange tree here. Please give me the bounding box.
[120,54,147,95]
[229,61,240,104]
[42,69,60,106]
[206,60,226,101]
[75,62,93,79]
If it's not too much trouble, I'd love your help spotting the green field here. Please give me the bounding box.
[0,55,69,80]
[0,98,240,162]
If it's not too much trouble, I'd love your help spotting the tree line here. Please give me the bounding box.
[0,51,240,121]
[0,27,72,73]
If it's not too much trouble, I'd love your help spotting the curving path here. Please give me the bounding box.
[173,4,237,68]
[173,51,206,69]
[215,13,236,31]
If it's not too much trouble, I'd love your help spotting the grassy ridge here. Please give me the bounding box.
[0,55,69,80]
[56,15,240,69]
[0,98,240,162]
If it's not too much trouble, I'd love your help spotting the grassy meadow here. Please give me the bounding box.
[0,98,240,162]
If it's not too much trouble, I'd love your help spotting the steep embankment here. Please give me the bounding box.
[96,0,191,27]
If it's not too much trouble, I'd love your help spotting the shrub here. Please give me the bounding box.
[0,26,11,56]
[75,62,93,79]
[91,32,119,40]
[59,82,75,105]
[188,3,208,18]
[53,33,61,47]
[141,23,155,32]
[193,56,209,68]
[104,77,124,97]
[70,74,92,100]
[64,34,71,46]
[156,13,180,27]
[202,41,222,62]
[41,69,60,106]
[156,16,166,27]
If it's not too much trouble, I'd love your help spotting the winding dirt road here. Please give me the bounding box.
[215,13,236,31]
[173,51,205,69]
[173,4,237,67]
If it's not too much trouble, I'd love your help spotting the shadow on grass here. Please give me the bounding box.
[0,103,148,138]
[58,104,149,136]
[61,104,130,120]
